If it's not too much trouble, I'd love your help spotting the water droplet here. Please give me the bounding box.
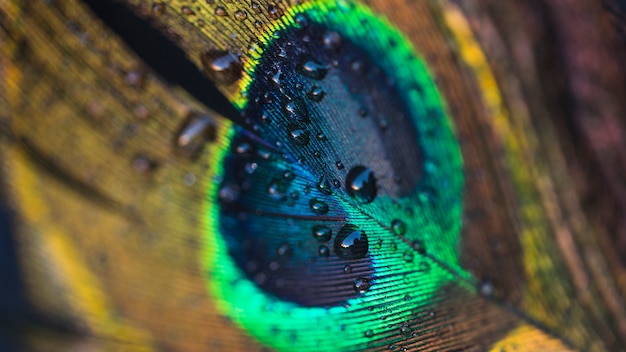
[283,170,295,180]
[235,142,254,155]
[332,179,341,188]
[335,161,345,170]
[277,243,292,257]
[353,278,370,293]
[318,245,330,257]
[297,58,328,80]
[345,166,377,203]
[403,250,414,263]
[234,9,247,20]
[307,86,325,102]
[244,162,258,174]
[133,104,150,119]
[152,3,165,16]
[412,240,426,254]
[284,100,309,122]
[254,20,263,28]
[334,225,368,259]
[219,183,240,202]
[294,13,308,27]
[251,2,261,12]
[479,280,494,296]
[132,155,156,174]
[175,114,216,158]
[391,219,406,235]
[323,31,342,51]
[357,107,368,117]
[316,177,332,195]
[268,179,288,200]
[312,225,332,242]
[309,198,329,214]
[343,265,352,273]
[214,6,228,16]
[313,150,322,158]
[124,69,145,88]
[350,59,364,73]
[400,323,410,334]
[364,329,374,338]
[316,133,327,141]
[200,50,242,84]
[267,4,282,19]
[288,125,310,146]
[181,6,195,16]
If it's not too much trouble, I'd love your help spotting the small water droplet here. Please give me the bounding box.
[479,280,494,296]
[294,13,308,27]
[125,69,145,88]
[403,250,414,263]
[297,58,328,80]
[316,133,327,141]
[244,162,258,174]
[283,170,295,180]
[312,225,332,242]
[343,265,352,273]
[353,278,370,293]
[234,9,247,20]
[350,59,364,73]
[309,198,329,214]
[323,31,342,51]
[412,240,426,254]
[307,86,325,102]
[318,245,330,257]
[235,142,254,155]
[175,114,216,158]
[214,6,228,16]
[345,166,377,203]
[152,3,165,16]
[268,179,288,200]
[357,107,368,117]
[284,100,309,122]
[200,50,242,84]
[391,219,406,235]
[332,179,341,188]
[132,155,156,174]
[181,6,195,16]
[364,329,374,338]
[288,125,310,146]
[335,161,345,170]
[317,177,332,195]
[251,2,261,12]
[267,4,282,19]
[254,20,263,28]
[277,243,292,257]
[219,183,240,202]
[334,225,368,259]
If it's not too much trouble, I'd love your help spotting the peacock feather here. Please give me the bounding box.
[1,0,625,351]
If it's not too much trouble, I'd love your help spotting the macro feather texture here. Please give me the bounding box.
[1,0,626,351]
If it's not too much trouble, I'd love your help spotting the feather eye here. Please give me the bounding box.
[1,0,626,351]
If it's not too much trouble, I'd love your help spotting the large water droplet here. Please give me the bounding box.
[334,225,368,259]
[364,330,374,338]
[288,125,310,146]
[297,58,328,80]
[312,225,332,242]
[345,166,377,203]
[353,278,370,293]
[309,198,329,214]
[200,50,242,84]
